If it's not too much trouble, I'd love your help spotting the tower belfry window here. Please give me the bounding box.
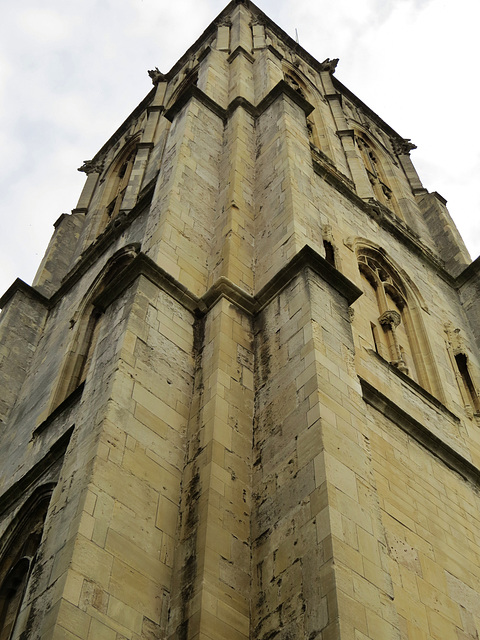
[445,323,480,417]
[323,240,336,267]
[356,134,401,218]
[104,150,136,221]
[0,489,53,640]
[357,247,441,397]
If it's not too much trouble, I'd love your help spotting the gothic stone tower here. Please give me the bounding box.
[1,2,480,639]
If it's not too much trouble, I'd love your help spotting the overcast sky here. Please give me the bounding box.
[1,0,479,297]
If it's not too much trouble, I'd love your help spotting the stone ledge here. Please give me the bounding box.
[255,80,314,117]
[227,46,254,64]
[164,79,315,128]
[367,349,460,423]
[0,278,49,310]
[455,254,480,288]
[32,383,84,438]
[164,84,227,123]
[0,427,73,517]
[94,244,362,320]
[360,377,480,487]
[254,244,362,309]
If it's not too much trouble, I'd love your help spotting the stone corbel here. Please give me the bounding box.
[379,310,401,329]
[379,310,409,374]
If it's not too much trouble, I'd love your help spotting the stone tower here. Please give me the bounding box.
[1,1,479,639]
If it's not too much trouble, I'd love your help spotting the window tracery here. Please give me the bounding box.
[359,251,413,376]
[104,148,136,222]
[357,246,442,399]
[0,487,53,640]
[356,134,402,219]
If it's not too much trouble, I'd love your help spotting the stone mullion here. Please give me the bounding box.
[172,298,254,640]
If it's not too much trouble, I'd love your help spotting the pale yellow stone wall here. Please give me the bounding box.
[144,97,222,297]
[34,276,195,639]
[253,270,402,640]
[368,405,480,639]
[168,297,254,640]
[1,2,479,640]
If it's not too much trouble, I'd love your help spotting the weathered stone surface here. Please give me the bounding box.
[1,2,479,640]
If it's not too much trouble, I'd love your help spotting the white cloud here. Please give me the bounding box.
[16,8,72,44]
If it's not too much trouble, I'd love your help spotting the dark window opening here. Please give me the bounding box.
[323,240,336,267]
[455,353,480,413]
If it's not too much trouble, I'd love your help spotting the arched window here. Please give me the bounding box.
[101,145,137,227]
[105,150,136,221]
[0,487,53,639]
[92,136,141,239]
[49,244,139,412]
[357,245,443,399]
[284,70,324,152]
[444,323,480,418]
[165,66,198,112]
[356,134,403,219]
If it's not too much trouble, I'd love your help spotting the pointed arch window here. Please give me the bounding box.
[0,488,53,640]
[356,134,402,219]
[284,71,323,150]
[104,148,136,222]
[357,247,443,399]
[444,323,480,418]
[49,245,139,412]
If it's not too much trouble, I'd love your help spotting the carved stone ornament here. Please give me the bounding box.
[391,137,417,156]
[444,322,465,354]
[392,358,409,375]
[148,67,166,85]
[77,159,104,175]
[320,58,339,73]
[379,310,401,328]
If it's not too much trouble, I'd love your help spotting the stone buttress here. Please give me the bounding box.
[0,2,479,640]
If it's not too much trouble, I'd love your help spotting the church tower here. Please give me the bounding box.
[1,1,479,639]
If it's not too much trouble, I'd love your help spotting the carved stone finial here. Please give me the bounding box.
[148,67,166,85]
[320,58,339,73]
[77,159,104,175]
[391,137,417,156]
